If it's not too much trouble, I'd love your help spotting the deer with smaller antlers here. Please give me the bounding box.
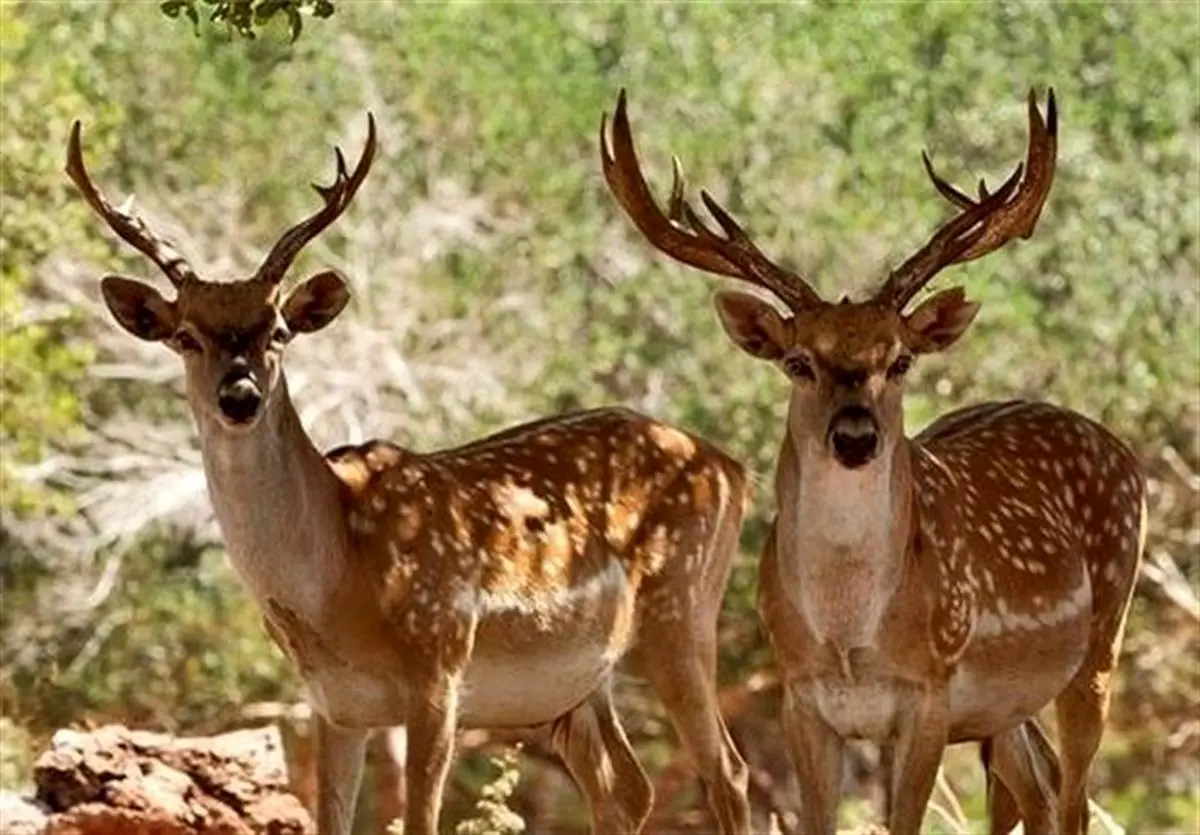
[601,89,1145,835]
[67,115,754,835]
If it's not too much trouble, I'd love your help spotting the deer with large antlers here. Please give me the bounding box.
[67,115,754,835]
[601,89,1145,835]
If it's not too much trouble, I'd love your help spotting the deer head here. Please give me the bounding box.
[67,116,377,431]
[601,89,1056,470]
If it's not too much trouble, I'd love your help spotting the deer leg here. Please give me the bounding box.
[1055,573,1135,835]
[589,686,655,832]
[632,630,751,834]
[1054,679,1106,835]
[879,741,894,819]
[370,726,407,832]
[1054,653,1120,835]
[780,684,843,835]
[986,720,1059,835]
[880,720,1059,835]
[549,682,654,834]
[403,674,460,835]
[980,737,1020,835]
[314,714,368,835]
[886,685,950,835]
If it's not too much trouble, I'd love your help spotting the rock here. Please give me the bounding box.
[0,791,49,835]
[28,725,312,835]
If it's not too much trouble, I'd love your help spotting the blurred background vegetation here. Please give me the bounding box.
[1,1,1196,832]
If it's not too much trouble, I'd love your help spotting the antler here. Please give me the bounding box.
[600,89,824,312]
[255,113,378,286]
[65,121,198,289]
[876,88,1058,311]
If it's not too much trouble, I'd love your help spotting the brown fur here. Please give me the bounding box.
[97,269,755,835]
[81,124,755,834]
[726,298,1144,835]
[599,85,1122,835]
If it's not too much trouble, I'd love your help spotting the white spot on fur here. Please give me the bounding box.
[456,560,628,622]
[976,576,1091,638]
[349,511,376,534]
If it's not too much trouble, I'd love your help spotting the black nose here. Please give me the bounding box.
[217,376,262,424]
[827,405,880,469]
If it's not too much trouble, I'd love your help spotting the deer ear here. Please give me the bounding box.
[905,287,981,353]
[281,270,351,334]
[713,290,792,360]
[100,276,177,341]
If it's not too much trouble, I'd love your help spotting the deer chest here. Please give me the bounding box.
[263,597,411,727]
[307,665,410,728]
[786,557,897,651]
[810,675,902,742]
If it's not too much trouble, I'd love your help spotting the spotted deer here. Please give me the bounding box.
[600,89,1146,835]
[67,115,754,835]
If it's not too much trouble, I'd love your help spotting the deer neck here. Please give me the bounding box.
[192,375,346,616]
[773,401,916,652]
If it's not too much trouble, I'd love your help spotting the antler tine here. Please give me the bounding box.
[921,150,976,210]
[666,155,688,225]
[600,89,823,312]
[877,163,1023,310]
[922,88,1058,266]
[600,91,743,278]
[694,189,824,309]
[65,121,197,289]
[255,112,378,287]
[877,88,1059,311]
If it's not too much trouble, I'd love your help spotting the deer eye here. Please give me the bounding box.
[887,354,913,379]
[783,355,816,381]
[174,330,201,353]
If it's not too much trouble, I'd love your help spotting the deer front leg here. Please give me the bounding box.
[403,673,461,835]
[315,714,368,835]
[781,683,844,835]
[887,683,950,835]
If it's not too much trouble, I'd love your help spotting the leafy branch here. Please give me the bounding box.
[160,0,335,42]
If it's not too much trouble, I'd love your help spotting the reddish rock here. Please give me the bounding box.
[29,725,311,835]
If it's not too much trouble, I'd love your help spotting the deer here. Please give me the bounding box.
[599,88,1146,835]
[65,114,755,835]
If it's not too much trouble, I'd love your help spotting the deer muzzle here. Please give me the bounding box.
[827,405,881,469]
[217,366,263,425]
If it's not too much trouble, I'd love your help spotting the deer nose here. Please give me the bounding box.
[217,369,262,425]
[827,405,880,469]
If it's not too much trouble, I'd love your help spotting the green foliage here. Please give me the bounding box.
[1,1,1196,830]
[4,536,293,735]
[453,746,526,835]
[160,0,335,42]
[0,717,36,791]
[0,1,103,509]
